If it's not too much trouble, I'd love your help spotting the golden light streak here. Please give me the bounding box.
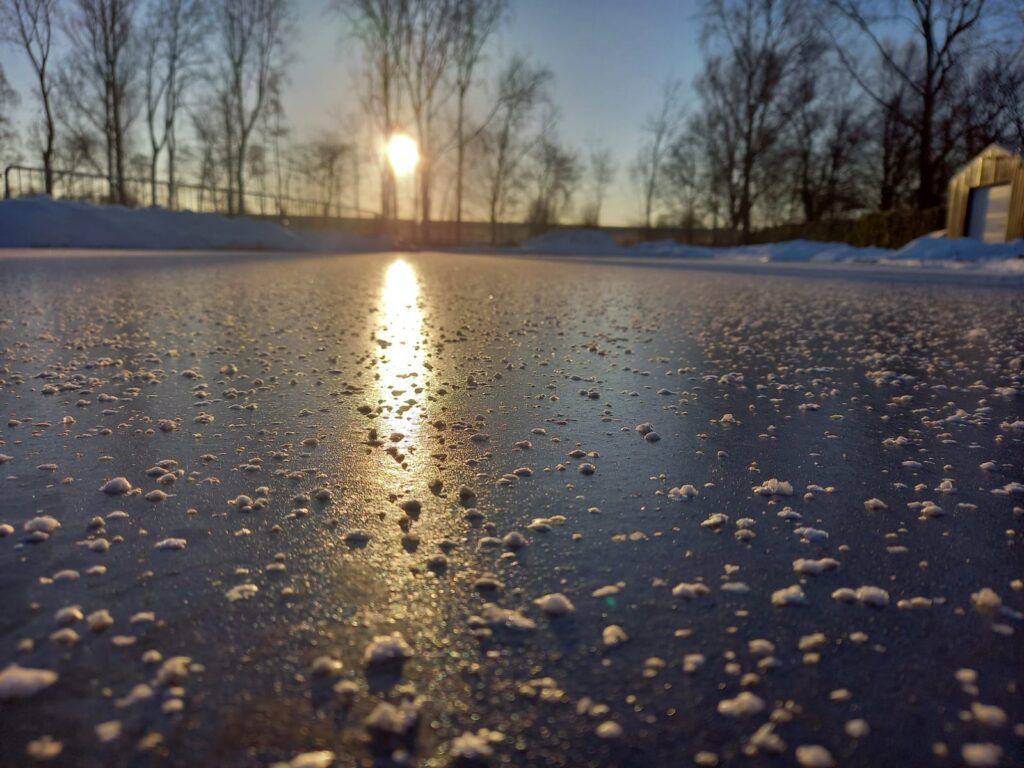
[375,259,424,436]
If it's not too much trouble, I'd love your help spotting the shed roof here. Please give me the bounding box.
[950,144,1024,184]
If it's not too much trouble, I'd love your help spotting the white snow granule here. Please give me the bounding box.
[0,665,58,699]
[668,484,699,501]
[753,479,793,496]
[672,582,710,599]
[225,584,259,601]
[717,691,765,717]
[24,515,61,533]
[363,632,413,665]
[771,585,808,606]
[154,538,187,551]
[795,745,836,767]
[533,593,575,615]
[449,729,504,760]
[100,477,132,495]
[961,743,1002,768]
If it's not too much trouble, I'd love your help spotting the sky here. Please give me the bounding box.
[1,0,705,226]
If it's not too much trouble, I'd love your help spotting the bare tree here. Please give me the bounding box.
[778,41,867,223]
[479,55,551,244]
[524,113,580,233]
[581,143,615,227]
[684,89,732,242]
[62,0,139,204]
[2,0,58,194]
[57,126,104,197]
[214,0,290,215]
[266,91,289,212]
[691,0,813,240]
[142,19,168,205]
[660,130,703,235]
[863,47,919,211]
[247,141,268,209]
[141,0,208,206]
[215,84,237,211]
[397,0,457,232]
[190,105,221,210]
[346,115,368,215]
[293,135,351,215]
[825,0,989,210]
[960,51,1024,154]
[0,66,19,165]
[630,78,683,233]
[450,0,505,241]
[337,0,406,220]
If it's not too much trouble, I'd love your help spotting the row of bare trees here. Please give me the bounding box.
[336,0,599,240]
[1,0,598,237]
[7,0,1019,240]
[1,0,290,214]
[634,0,1024,241]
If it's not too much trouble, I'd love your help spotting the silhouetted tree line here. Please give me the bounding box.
[1,0,293,214]
[336,0,595,241]
[636,0,1024,243]
[0,0,603,242]
[1,0,1021,243]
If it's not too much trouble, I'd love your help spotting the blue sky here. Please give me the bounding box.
[2,0,705,225]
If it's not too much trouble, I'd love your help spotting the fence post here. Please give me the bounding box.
[3,166,11,199]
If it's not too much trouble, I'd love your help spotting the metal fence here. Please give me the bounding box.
[2,164,372,220]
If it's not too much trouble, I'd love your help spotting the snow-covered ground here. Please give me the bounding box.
[0,197,383,252]
[522,228,1024,277]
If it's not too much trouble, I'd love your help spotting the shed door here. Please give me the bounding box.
[966,183,1011,243]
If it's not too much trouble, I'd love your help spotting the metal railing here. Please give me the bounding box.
[2,164,374,221]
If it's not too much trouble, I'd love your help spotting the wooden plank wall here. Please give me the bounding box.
[946,147,1024,239]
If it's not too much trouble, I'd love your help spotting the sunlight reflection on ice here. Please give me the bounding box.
[375,259,425,437]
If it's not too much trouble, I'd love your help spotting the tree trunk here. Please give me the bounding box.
[455,86,467,244]
[918,24,937,211]
[740,153,753,242]
[113,92,127,205]
[167,134,177,209]
[40,73,55,196]
[381,166,396,221]
[917,91,936,210]
[237,134,247,215]
[420,158,431,241]
[225,139,235,214]
[489,196,498,245]
[150,152,159,206]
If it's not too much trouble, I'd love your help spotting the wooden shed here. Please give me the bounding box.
[946,144,1024,242]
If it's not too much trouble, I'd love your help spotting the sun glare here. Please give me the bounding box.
[385,133,419,178]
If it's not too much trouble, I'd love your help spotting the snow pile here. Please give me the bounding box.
[890,235,1024,263]
[0,197,382,252]
[628,238,890,263]
[522,227,1024,270]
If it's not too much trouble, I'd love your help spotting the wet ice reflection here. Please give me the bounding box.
[375,259,426,438]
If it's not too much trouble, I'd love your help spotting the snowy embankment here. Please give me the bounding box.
[522,228,1024,276]
[0,197,383,252]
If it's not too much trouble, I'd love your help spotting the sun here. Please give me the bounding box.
[385,133,419,178]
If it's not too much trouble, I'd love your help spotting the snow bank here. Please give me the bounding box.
[0,197,381,252]
[521,227,1024,271]
[627,238,891,263]
[891,235,1024,263]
